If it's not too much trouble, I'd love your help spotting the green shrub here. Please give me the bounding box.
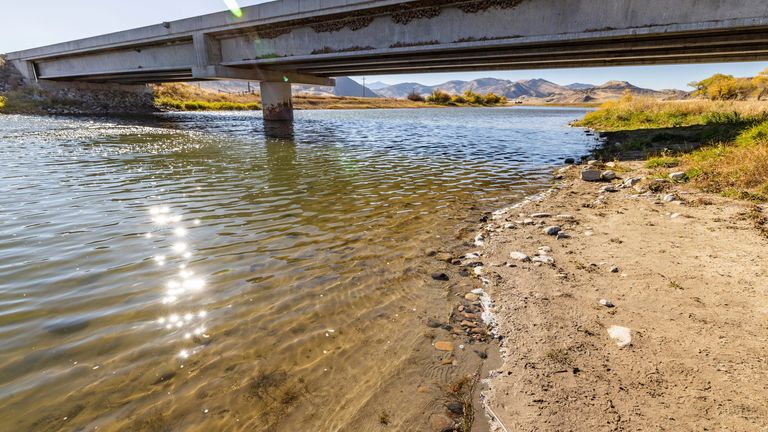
[645,156,681,168]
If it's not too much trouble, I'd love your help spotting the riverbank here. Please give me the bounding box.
[472,115,768,429]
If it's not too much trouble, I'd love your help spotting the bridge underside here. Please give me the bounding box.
[8,0,768,119]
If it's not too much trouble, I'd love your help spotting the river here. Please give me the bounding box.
[0,107,594,431]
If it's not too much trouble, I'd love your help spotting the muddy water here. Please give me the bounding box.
[0,107,593,431]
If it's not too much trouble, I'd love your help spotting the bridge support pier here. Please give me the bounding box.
[260,81,293,122]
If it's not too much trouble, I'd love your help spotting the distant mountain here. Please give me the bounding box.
[191,76,687,104]
[376,82,435,98]
[374,77,688,103]
[366,81,391,90]
[295,76,382,98]
[565,83,595,90]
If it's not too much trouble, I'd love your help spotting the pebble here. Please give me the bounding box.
[584,230,594,236]
[523,218,534,225]
[581,169,602,182]
[461,320,477,328]
[538,246,552,253]
[663,194,676,202]
[623,177,641,187]
[434,252,454,262]
[504,223,516,229]
[556,231,570,240]
[555,214,575,220]
[509,251,530,262]
[532,255,555,265]
[599,299,615,308]
[431,273,449,281]
[609,266,620,273]
[601,170,617,181]
[605,162,616,168]
[669,171,686,181]
[543,226,561,236]
[564,158,576,164]
[464,293,479,301]
[531,212,551,218]
[434,341,455,351]
[587,160,598,166]
[600,185,619,193]
[429,413,454,432]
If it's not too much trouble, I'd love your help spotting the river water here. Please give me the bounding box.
[0,107,593,431]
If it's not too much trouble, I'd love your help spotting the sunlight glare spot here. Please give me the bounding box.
[223,0,244,18]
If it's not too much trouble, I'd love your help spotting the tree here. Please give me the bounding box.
[426,89,451,104]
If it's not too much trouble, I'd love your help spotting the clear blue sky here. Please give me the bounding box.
[2,0,766,90]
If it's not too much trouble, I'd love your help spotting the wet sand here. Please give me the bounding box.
[474,161,768,431]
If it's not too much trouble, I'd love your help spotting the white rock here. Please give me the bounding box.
[607,325,632,348]
[531,212,551,218]
[587,160,598,166]
[555,214,575,220]
[584,230,594,236]
[543,226,561,236]
[538,246,552,254]
[601,170,617,181]
[623,177,641,187]
[532,255,555,265]
[473,266,484,276]
[581,169,602,182]
[669,172,686,181]
[663,194,676,202]
[509,251,530,262]
[523,218,534,225]
[504,223,516,229]
[599,299,615,308]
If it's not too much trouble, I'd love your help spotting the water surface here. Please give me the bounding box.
[0,107,593,431]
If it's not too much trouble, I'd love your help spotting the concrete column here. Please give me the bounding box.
[260,81,293,121]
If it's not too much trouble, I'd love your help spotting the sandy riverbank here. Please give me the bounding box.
[473,161,768,431]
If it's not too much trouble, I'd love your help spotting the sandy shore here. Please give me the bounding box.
[476,161,768,431]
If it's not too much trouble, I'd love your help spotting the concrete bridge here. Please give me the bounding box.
[7,0,768,119]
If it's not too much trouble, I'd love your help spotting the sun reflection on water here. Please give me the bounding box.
[146,204,211,361]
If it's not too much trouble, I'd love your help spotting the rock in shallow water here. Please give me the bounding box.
[431,273,449,281]
[434,341,454,351]
[44,317,90,335]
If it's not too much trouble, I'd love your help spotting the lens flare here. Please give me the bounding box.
[223,0,244,18]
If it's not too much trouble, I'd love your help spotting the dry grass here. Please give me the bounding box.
[574,96,768,131]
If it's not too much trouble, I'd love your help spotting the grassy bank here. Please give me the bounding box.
[152,83,430,111]
[577,95,768,202]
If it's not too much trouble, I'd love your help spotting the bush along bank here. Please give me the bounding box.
[425,89,508,106]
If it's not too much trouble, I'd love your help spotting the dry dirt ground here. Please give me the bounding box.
[480,162,768,431]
